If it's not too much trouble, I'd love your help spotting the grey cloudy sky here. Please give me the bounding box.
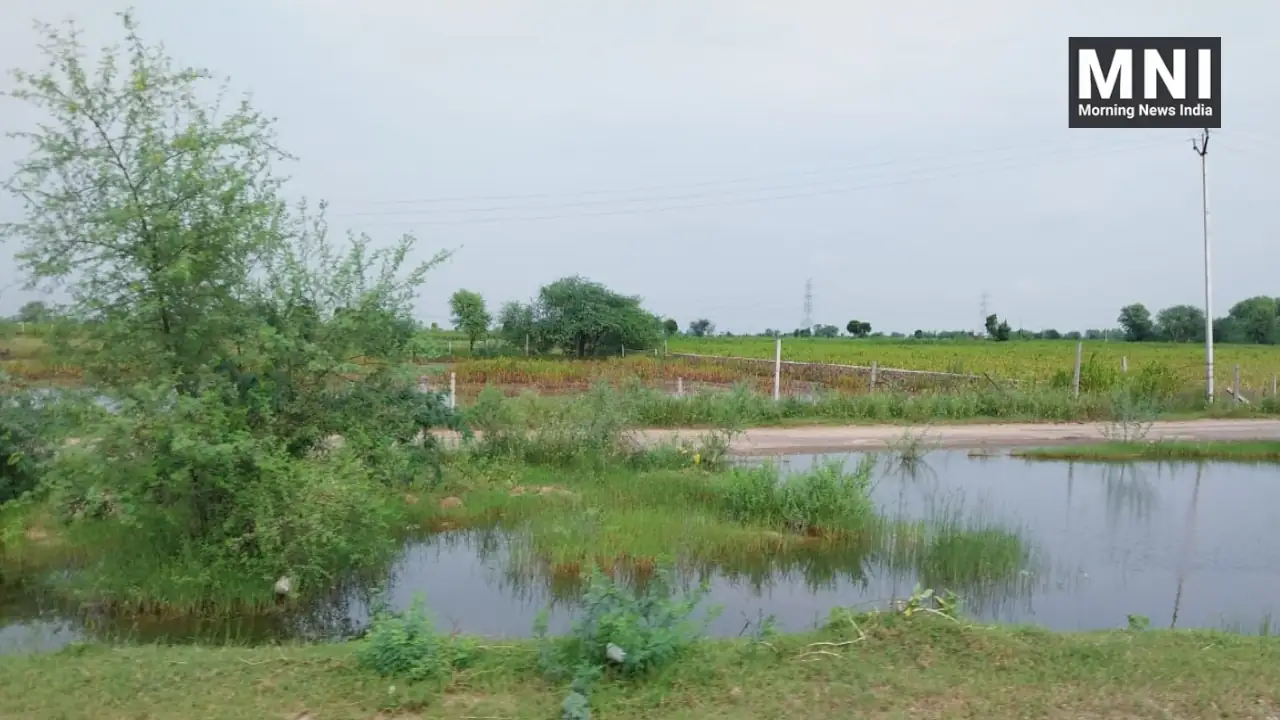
[2,1,1276,334]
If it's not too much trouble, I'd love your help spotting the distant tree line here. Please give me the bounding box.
[1116,296,1280,345]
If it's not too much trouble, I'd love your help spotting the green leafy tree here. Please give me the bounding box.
[1117,303,1156,342]
[984,313,1011,341]
[448,289,491,352]
[846,320,871,337]
[661,318,679,336]
[1225,296,1279,345]
[1155,304,1205,343]
[0,13,461,595]
[14,300,50,323]
[495,300,535,349]
[688,318,714,337]
[505,276,661,357]
[814,324,839,338]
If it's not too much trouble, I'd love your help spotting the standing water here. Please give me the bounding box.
[4,450,1279,653]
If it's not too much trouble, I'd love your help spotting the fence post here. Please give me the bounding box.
[621,345,625,357]
[1234,364,1241,400]
[677,377,684,397]
[773,337,782,401]
[1072,342,1083,398]
[869,361,878,392]
[1273,373,1277,397]
[448,340,452,355]
[664,339,668,356]
[1121,356,1128,374]
[449,372,456,409]
[525,334,529,356]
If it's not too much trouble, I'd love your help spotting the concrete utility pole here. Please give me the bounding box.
[1192,128,1214,403]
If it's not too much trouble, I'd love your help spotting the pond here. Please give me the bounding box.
[4,450,1279,653]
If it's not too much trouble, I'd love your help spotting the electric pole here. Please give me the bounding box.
[1192,128,1213,402]
[979,291,989,336]
[802,278,813,331]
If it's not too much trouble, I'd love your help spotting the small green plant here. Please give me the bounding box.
[534,567,719,718]
[899,584,963,620]
[356,595,478,681]
[1102,381,1159,442]
[888,426,936,467]
[1127,614,1151,631]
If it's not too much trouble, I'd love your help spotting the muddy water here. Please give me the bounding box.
[4,450,1280,653]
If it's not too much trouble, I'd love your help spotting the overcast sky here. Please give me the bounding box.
[2,1,1276,334]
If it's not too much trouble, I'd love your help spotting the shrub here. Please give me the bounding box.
[534,568,718,682]
[357,595,478,681]
[43,385,403,596]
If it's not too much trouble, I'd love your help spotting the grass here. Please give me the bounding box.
[1013,439,1280,462]
[4,612,1280,718]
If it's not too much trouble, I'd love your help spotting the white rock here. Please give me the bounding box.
[605,642,626,663]
[274,576,293,596]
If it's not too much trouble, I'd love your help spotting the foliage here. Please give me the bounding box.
[534,567,718,718]
[13,301,52,324]
[448,289,491,351]
[0,13,462,601]
[1226,296,1280,345]
[504,276,663,357]
[1,12,290,391]
[1156,304,1205,343]
[687,318,714,337]
[661,318,678,336]
[356,595,479,681]
[495,300,536,348]
[1118,304,1156,342]
[0,390,61,504]
[846,320,871,337]
[984,314,1011,341]
[43,387,405,592]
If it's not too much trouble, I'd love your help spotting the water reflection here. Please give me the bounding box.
[5,450,1280,653]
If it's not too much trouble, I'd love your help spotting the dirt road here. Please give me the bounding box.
[636,419,1280,456]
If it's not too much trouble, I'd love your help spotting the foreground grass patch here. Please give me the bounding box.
[4,613,1280,719]
[1013,440,1280,463]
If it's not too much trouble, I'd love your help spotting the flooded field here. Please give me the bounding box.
[4,450,1279,653]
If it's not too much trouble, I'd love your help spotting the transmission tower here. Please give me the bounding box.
[802,278,813,330]
[979,291,989,335]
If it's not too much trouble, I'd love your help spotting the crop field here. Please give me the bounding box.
[668,336,1280,396]
[8,328,1280,400]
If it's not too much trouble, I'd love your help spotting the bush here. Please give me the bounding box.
[0,392,48,505]
[43,385,403,596]
[357,595,478,681]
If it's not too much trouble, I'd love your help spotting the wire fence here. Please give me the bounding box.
[426,340,1280,407]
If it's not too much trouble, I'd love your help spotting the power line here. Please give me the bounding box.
[342,138,1175,226]
[335,138,1169,218]
[339,136,1166,209]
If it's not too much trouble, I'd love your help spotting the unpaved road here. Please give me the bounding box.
[634,419,1280,456]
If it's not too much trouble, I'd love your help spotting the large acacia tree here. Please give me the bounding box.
[500,276,661,357]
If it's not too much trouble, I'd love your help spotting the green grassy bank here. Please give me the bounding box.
[3,612,1279,719]
[1013,440,1280,463]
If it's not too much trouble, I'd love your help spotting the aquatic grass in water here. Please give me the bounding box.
[1014,440,1280,463]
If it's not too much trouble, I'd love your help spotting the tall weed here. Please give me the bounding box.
[720,457,876,534]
